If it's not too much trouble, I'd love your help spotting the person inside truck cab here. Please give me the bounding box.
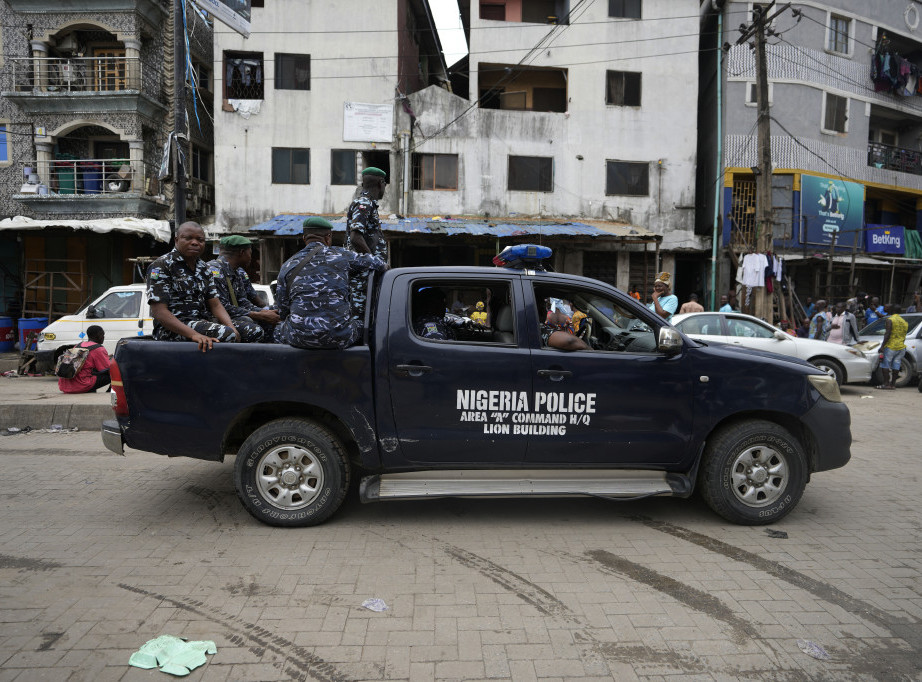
[146,221,240,352]
[274,217,387,350]
[413,287,458,341]
[207,235,280,343]
[539,298,589,351]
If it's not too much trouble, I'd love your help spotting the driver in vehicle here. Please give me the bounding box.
[540,298,589,351]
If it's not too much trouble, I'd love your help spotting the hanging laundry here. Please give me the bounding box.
[737,252,769,288]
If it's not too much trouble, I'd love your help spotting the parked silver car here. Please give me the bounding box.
[855,313,922,388]
[672,311,874,386]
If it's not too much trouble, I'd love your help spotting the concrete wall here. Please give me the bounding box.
[213,0,402,231]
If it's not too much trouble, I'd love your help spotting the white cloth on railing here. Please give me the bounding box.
[228,99,262,119]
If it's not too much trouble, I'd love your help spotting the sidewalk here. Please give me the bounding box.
[0,373,111,431]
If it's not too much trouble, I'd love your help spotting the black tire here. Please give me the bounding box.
[698,420,808,525]
[234,418,350,527]
[807,357,844,386]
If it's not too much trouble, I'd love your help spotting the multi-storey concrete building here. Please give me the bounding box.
[217,0,707,297]
[699,0,922,309]
[0,0,212,320]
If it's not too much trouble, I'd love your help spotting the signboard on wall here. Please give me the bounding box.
[343,102,393,143]
[800,174,864,248]
[865,225,905,254]
[191,0,251,38]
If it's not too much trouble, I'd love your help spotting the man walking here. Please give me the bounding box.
[346,167,389,326]
[275,217,387,350]
[877,304,908,389]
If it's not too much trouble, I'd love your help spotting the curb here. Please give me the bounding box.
[2,404,110,432]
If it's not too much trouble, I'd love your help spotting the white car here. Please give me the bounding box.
[35,282,273,366]
[671,311,873,386]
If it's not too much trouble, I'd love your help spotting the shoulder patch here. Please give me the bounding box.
[149,267,163,280]
[209,268,220,277]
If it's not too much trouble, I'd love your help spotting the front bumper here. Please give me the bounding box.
[802,400,850,472]
[101,419,124,456]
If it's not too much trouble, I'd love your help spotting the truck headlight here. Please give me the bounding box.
[808,375,841,403]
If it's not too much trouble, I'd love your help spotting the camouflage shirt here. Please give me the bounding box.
[206,256,263,318]
[346,191,388,261]
[274,242,386,349]
[146,249,218,337]
[413,315,456,341]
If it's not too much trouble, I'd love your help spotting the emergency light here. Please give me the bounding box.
[493,244,553,269]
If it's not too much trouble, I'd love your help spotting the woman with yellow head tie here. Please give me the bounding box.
[470,301,488,326]
[647,272,678,321]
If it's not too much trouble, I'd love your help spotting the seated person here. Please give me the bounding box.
[414,287,464,340]
[540,300,588,352]
[57,325,111,394]
[570,305,592,341]
[470,301,489,326]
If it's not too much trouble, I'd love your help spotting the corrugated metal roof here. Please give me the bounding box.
[248,215,647,239]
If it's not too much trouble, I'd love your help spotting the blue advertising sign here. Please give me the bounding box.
[800,174,864,248]
[865,225,905,254]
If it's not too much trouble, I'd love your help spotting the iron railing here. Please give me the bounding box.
[868,141,922,177]
[17,159,155,196]
[10,56,142,93]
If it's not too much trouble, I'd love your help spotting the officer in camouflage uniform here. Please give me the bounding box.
[146,221,239,351]
[206,235,280,343]
[412,287,465,341]
[346,167,389,326]
[275,217,387,350]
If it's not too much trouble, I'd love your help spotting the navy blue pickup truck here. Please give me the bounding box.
[102,257,850,527]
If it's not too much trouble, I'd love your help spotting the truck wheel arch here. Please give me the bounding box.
[702,411,817,476]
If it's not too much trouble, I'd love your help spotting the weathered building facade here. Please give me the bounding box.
[699,0,922,310]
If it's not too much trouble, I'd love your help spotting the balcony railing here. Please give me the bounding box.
[868,142,922,177]
[10,57,141,93]
[17,159,156,197]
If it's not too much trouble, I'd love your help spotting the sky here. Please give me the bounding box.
[427,0,469,68]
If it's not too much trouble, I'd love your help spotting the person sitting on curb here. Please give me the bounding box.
[57,325,110,394]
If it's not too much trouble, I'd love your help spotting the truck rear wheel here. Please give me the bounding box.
[234,419,350,527]
[698,420,807,525]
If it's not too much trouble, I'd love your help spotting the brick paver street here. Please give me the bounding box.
[1,385,920,681]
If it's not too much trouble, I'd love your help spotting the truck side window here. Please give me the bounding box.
[410,280,514,344]
[534,285,658,353]
[90,291,141,319]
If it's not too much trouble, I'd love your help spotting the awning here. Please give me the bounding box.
[248,215,649,240]
[0,215,172,242]
[783,253,922,267]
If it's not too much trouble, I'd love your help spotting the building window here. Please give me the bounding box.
[606,161,649,196]
[272,148,310,184]
[224,52,264,99]
[413,154,459,190]
[606,71,641,106]
[744,81,773,106]
[827,14,850,54]
[0,124,8,165]
[822,92,848,133]
[275,53,310,91]
[480,2,505,20]
[508,156,553,192]
[191,146,209,181]
[609,0,641,18]
[331,149,357,185]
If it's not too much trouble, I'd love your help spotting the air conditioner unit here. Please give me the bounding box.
[56,35,79,53]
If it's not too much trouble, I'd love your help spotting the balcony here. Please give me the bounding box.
[868,142,922,177]
[13,159,167,219]
[4,57,165,119]
[7,0,166,25]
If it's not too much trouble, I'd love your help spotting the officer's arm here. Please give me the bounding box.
[351,232,371,254]
[150,301,216,351]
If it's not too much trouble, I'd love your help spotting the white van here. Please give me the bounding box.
[35,282,273,369]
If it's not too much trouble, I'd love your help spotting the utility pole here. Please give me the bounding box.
[173,0,186,230]
[735,2,790,322]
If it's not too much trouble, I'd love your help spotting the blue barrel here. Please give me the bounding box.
[0,317,13,352]
[18,317,48,351]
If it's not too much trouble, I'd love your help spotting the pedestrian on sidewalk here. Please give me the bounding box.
[679,293,704,314]
[877,304,908,390]
[57,326,110,394]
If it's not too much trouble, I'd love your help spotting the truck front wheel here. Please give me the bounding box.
[234,419,350,527]
[698,420,807,525]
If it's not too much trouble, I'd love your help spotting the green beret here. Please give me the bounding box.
[219,235,252,248]
[302,217,334,231]
[362,167,387,179]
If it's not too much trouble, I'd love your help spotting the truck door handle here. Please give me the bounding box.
[396,364,432,377]
[537,369,572,382]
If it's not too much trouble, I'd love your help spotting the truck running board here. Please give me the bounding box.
[359,469,685,503]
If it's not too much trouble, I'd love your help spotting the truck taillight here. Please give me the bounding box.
[110,358,128,417]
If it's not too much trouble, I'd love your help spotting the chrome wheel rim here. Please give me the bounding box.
[730,444,788,507]
[256,445,324,511]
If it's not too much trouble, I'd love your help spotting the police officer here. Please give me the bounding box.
[412,287,472,341]
[146,221,238,351]
[207,235,280,343]
[274,217,387,350]
[346,167,389,326]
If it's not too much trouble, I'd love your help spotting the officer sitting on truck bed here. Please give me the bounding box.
[274,217,387,350]
[147,221,239,352]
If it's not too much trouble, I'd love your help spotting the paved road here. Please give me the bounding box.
[0,385,920,681]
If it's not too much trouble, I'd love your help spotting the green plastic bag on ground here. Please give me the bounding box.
[128,635,216,676]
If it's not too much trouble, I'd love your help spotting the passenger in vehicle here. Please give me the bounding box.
[207,235,280,343]
[647,272,678,321]
[470,301,488,326]
[413,288,460,340]
[539,298,588,351]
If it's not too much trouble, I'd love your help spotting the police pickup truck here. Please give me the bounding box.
[102,246,851,527]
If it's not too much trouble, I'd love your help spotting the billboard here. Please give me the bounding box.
[191,0,251,38]
[800,174,864,248]
[865,225,905,254]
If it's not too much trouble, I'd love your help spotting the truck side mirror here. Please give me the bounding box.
[658,327,683,355]
[87,305,98,319]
